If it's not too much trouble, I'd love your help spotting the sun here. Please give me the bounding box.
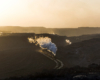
[0,0,21,15]
[0,0,23,24]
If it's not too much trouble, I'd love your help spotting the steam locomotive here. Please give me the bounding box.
[42,49,56,60]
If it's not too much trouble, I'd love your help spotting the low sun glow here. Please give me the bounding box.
[0,0,19,14]
[0,0,100,28]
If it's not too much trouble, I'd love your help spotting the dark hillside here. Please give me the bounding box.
[57,38,100,67]
[0,33,100,79]
[0,33,55,79]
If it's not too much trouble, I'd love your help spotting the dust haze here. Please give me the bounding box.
[0,0,100,28]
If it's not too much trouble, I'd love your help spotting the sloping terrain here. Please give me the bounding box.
[0,33,56,79]
[57,38,100,67]
[67,34,100,43]
[34,33,100,68]
[0,33,100,79]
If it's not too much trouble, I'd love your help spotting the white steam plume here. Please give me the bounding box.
[66,39,72,45]
[28,38,35,43]
[28,37,57,56]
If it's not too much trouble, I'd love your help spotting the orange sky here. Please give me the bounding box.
[0,0,100,28]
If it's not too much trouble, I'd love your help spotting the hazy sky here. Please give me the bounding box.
[0,0,100,28]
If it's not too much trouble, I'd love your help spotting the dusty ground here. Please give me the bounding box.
[0,33,100,79]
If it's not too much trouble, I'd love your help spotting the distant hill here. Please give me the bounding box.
[0,26,100,36]
[67,34,100,43]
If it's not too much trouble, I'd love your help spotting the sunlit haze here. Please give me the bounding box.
[0,0,100,28]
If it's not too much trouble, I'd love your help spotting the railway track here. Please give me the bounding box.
[0,46,64,69]
[38,49,64,69]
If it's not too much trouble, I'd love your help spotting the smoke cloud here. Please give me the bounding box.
[66,39,72,45]
[28,37,57,56]
[28,38,35,43]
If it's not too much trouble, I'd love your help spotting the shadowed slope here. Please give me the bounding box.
[57,38,100,67]
[0,34,56,79]
[0,33,100,79]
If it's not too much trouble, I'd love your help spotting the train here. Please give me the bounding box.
[42,49,57,60]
